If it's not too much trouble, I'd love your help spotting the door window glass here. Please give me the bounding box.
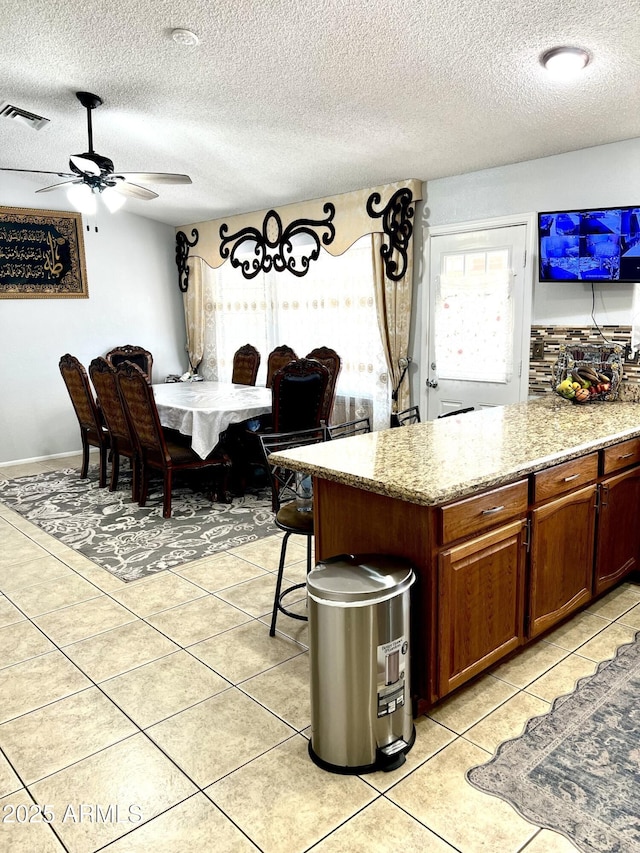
[436,248,514,383]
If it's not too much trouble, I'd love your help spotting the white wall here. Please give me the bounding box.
[0,175,188,464]
[409,137,640,402]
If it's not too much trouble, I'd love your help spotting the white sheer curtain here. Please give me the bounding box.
[199,235,390,429]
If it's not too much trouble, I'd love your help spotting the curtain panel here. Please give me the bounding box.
[183,257,205,372]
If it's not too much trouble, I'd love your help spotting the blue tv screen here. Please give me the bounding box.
[538,206,640,282]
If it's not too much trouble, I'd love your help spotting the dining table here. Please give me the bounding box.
[152,380,272,459]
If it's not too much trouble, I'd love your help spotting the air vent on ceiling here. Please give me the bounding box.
[0,102,50,131]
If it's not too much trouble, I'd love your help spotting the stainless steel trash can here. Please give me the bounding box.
[307,553,416,774]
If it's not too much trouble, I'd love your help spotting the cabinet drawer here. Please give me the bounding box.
[440,480,528,545]
[602,438,640,476]
[532,453,598,503]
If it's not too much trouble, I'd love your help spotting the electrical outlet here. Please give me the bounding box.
[532,341,545,360]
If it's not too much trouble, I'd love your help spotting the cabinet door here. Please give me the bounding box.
[595,466,640,595]
[529,484,596,639]
[438,519,526,697]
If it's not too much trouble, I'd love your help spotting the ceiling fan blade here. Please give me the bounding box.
[35,179,82,194]
[111,180,159,200]
[115,172,192,185]
[70,155,102,176]
[0,167,75,177]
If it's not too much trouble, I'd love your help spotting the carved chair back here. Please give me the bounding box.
[115,362,168,462]
[89,358,133,447]
[59,354,103,435]
[232,344,261,386]
[266,345,297,388]
[106,345,153,383]
[306,346,341,424]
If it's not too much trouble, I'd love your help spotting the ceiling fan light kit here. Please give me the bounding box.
[66,182,97,215]
[0,91,192,213]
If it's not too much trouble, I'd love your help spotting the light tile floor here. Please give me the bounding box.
[1,455,639,852]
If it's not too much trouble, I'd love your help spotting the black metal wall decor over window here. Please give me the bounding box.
[218,204,336,280]
[366,188,414,281]
[175,228,199,292]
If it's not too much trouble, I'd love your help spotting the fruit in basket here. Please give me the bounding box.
[574,388,590,402]
[577,366,600,383]
[556,378,576,399]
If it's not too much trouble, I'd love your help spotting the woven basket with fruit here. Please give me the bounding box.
[552,344,622,404]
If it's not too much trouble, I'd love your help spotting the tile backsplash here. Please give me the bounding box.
[529,325,640,401]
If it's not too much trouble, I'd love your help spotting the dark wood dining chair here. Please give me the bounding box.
[232,344,261,386]
[259,426,328,636]
[59,354,110,487]
[271,358,330,434]
[89,357,138,499]
[106,345,153,383]
[306,346,341,424]
[266,345,297,388]
[115,361,231,518]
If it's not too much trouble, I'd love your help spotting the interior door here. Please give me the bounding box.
[426,225,529,419]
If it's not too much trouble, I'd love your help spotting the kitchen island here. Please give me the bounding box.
[271,395,640,713]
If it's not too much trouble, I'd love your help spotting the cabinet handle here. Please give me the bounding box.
[563,473,580,482]
[618,453,634,459]
[481,505,505,515]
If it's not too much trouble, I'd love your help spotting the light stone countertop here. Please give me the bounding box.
[269,395,640,507]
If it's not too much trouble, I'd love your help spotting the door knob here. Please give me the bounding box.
[427,379,438,388]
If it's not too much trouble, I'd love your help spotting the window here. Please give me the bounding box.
[436,248,514,384]
[200,235,390,428]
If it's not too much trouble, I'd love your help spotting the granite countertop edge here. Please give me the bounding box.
[269,397,640,507]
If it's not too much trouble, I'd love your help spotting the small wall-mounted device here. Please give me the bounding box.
[532,341,545,360]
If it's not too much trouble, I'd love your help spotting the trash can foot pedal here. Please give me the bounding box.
[308,725,416,775]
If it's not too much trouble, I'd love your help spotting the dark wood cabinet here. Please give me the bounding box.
[437,519,527,695]
[312,434,640,711]
[594,466,640,595]
[528,483,596,638]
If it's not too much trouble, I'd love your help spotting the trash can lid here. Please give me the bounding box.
[307,554,415,605]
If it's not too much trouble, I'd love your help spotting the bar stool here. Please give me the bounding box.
[258,427,327,636]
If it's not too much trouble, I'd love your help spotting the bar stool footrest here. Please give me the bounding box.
[278,582,308,622]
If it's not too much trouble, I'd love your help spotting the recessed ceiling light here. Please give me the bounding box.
[541,46,590,80]
[171,28,199,46]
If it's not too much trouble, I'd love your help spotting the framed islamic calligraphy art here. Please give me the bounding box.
[0,207,88,299]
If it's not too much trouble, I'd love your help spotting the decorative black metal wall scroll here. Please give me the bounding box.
[366,188,415,281]
[175,228,199,292]
[219,204,336,279]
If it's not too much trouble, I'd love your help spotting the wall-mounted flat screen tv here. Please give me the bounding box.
[538,206,640,282]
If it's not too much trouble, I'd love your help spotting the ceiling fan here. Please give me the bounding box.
[0,91,192,212]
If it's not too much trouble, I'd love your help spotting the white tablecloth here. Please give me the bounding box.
[152,380,272,459]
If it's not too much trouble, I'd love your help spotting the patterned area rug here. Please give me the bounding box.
[0,468,276,582]
[467,632,640,853]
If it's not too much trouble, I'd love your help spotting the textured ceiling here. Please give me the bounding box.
[1,0,639,227]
